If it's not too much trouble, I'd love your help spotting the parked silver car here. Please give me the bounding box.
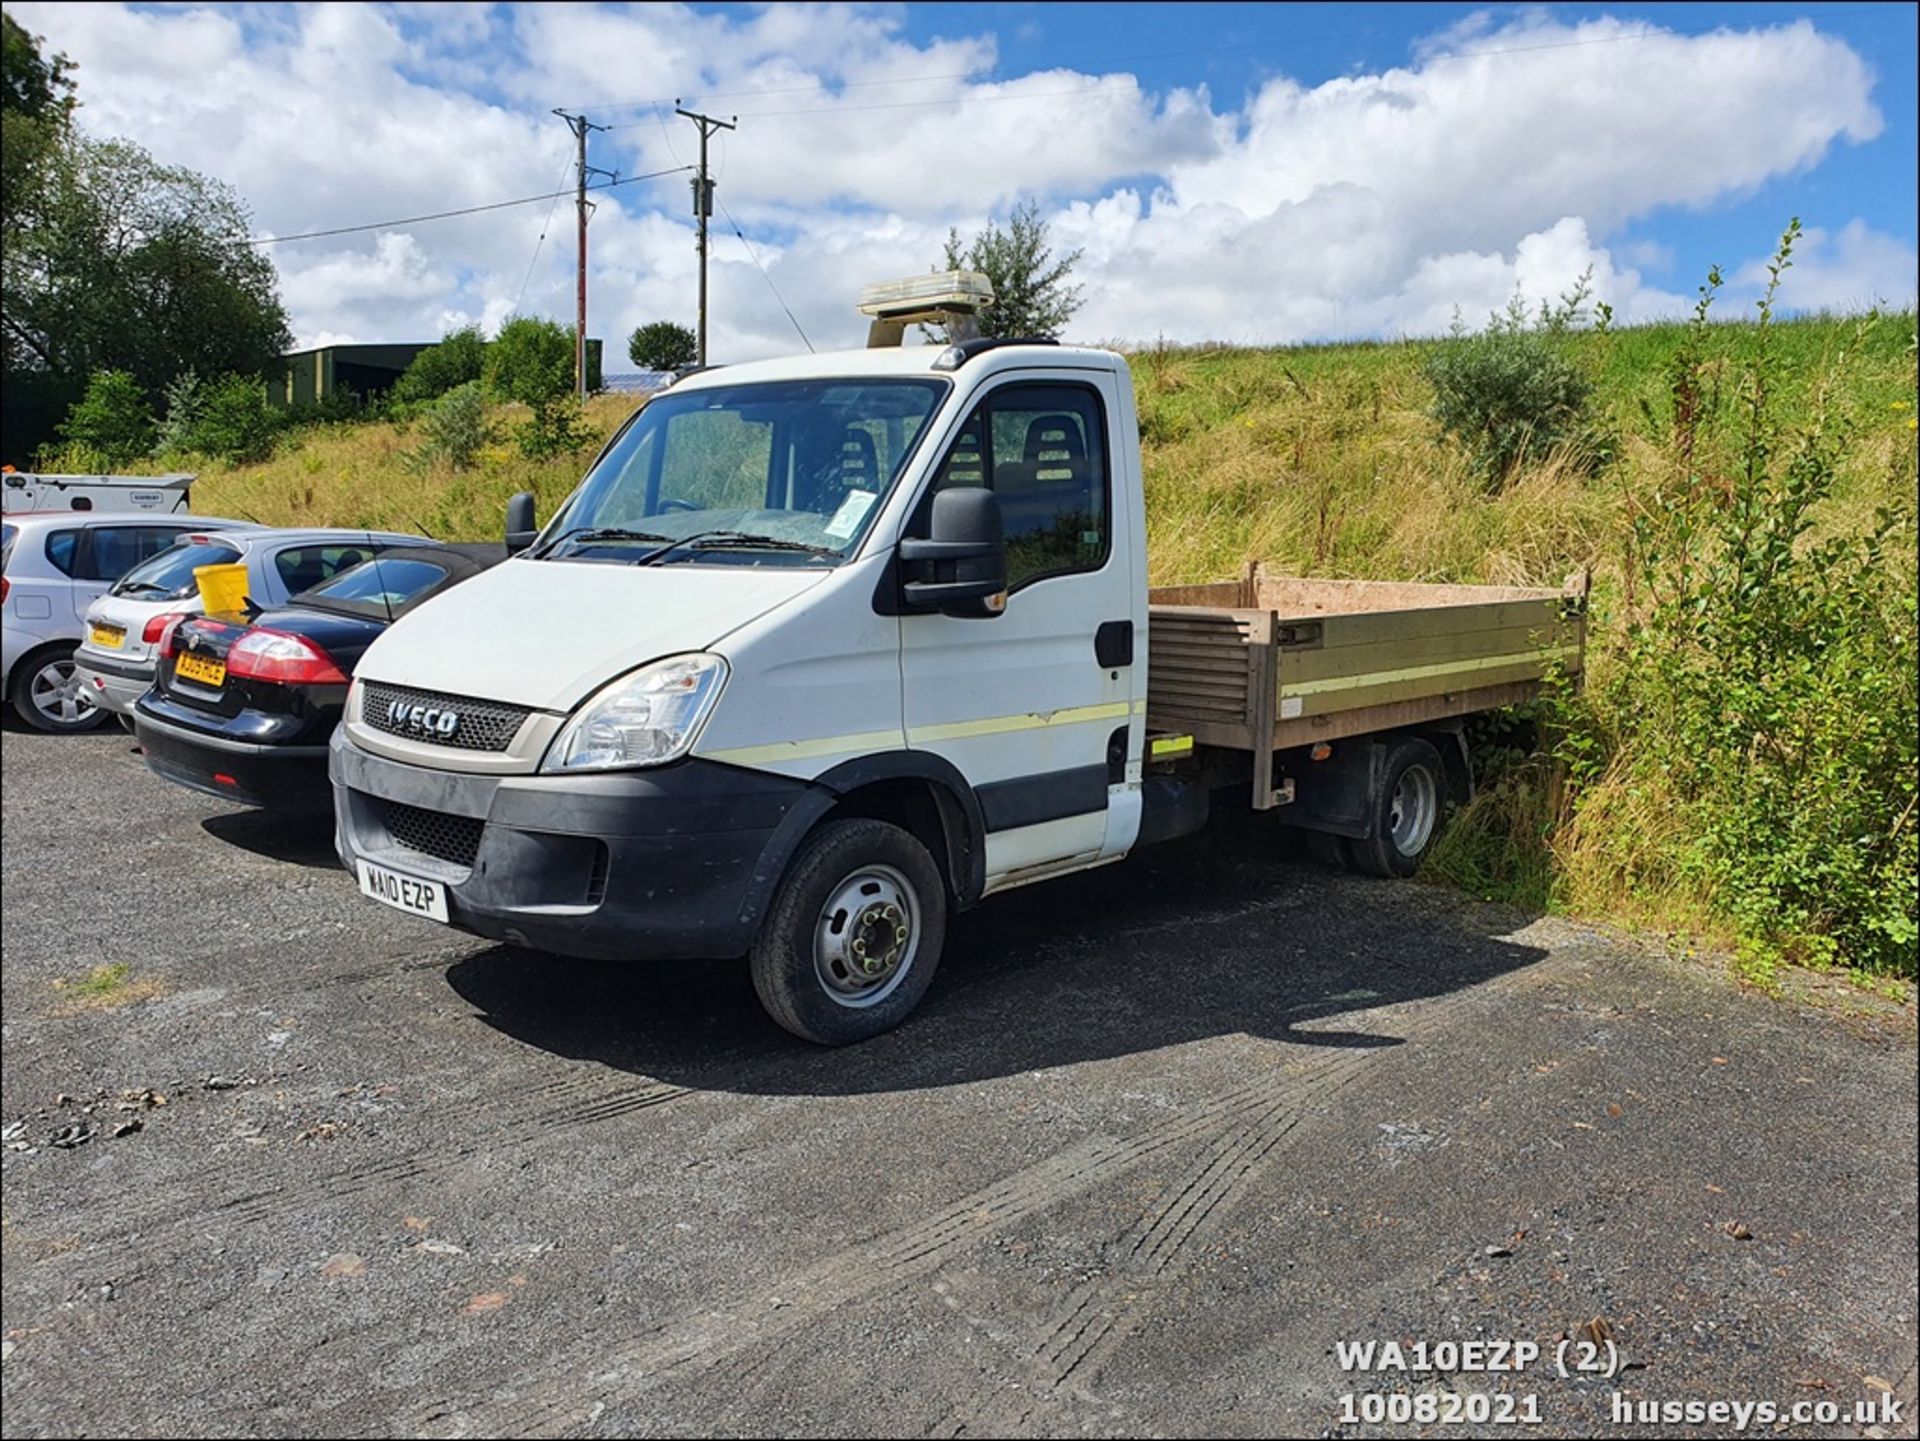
[2,512,256,733]
[73,527,426,723]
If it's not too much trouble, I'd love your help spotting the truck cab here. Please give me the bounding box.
[334,328,1152,1043]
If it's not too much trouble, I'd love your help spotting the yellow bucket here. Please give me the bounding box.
[193,562,250,615]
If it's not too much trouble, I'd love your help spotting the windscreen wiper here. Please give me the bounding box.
[637,531,840,565]
[529,525,672,559]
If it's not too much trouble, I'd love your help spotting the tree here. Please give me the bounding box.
[2,13,74,220]
[484,315,574,408]
[628,320,696,371]
[56,369,154,463]
[390,325,486,409]
[937,199,1084,341]
[3,133,292,463]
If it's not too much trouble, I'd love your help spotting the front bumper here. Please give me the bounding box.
[330,732,813,960]
[135,705,332,811]
[74,652,153,716]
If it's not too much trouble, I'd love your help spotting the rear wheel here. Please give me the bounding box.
[1304,829,1353,871]
[1348,736,1445,879]
[750,818,947,1045]
[10,648,109,734]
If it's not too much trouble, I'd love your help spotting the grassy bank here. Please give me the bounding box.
[81,310,1920,981]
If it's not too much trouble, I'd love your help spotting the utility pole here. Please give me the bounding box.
[675,103,736,368]
[553,109,612,399]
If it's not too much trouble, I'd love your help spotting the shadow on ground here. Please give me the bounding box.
[200,809,343,869]
[446,812,1549,1096]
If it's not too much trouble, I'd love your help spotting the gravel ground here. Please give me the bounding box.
[2,723,1915,1439]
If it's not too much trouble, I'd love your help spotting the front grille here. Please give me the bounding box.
[361,681,529,753]
[371,796,483,869]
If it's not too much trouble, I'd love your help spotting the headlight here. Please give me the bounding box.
[541,653,727,773]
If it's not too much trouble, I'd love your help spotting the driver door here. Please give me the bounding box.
[900,373,1141,891]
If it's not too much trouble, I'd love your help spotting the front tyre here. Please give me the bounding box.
[751,818,947,1045]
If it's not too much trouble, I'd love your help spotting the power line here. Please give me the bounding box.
[717,196,813,353]
[513,149,577,313]
[242,166,692,246]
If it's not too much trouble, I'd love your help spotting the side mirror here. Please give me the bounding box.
[505,491,537,555]
[899,488,1007,619]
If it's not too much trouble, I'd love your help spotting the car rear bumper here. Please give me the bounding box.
[330,732,815,960]
[135,706,332,811]
[74,653,153,716]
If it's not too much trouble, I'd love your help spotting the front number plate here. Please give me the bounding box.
[357,860,449,924]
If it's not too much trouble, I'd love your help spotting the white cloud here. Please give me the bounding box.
[1729,219,1919,312]
[8,3,1906,363]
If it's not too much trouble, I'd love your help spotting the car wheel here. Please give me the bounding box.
[1348,736,1445,879]
[750,818,947,1045]
[1304,829,1353,871]
[10,648,109,734]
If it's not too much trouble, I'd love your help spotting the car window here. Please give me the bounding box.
[927,382,1111,590]
[43,528,81,578]
[1,523,16,572]
[272,543,388,595]
[298,555,451,613]
[112,540,245,601]
[81,525,193,583]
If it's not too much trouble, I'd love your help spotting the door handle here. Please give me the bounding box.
[1094,620,1133,668]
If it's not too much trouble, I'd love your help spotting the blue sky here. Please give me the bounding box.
[16,2,1917,357]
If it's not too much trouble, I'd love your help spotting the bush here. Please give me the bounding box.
[56,370,154,464]
[159,372,281,462]
[513,394,591,460]
[485,315,574,409]
[1424,277,1601,488]
[1566,223,1917,977]
[628,320,696,371]
[415,381,491,471]
[390,326,486,410]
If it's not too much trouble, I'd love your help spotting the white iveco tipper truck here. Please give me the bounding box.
[334,275,1585,1044]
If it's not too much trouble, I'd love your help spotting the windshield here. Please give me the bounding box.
[538,378,947,566]
[112,539,245,601]
[297,555,455,617]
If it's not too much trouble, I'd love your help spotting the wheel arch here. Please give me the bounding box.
[735,751,986,939]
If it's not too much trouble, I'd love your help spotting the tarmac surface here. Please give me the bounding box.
[2,721,1915,1438]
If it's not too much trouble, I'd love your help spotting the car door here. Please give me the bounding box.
[899,372,1142,890]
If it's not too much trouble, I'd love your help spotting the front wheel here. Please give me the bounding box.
[750,818,947,1045]
[11,648,110,734]
[1348,736,1446,879]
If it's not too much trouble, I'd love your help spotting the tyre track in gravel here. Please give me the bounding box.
[407,980,1507,1439]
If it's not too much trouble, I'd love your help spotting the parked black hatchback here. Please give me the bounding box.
[134,547,488,811]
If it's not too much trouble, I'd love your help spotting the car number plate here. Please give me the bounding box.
[175,652,226,687]
[90,623,126,649]
[357,860,449,924]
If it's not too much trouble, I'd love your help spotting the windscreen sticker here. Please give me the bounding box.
[823,488,877,540]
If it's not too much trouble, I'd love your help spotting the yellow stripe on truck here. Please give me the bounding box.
[701,699,1140,768]
[1283,644,1583,699]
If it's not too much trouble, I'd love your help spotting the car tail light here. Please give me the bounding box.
[157,615,191,659]
[143,611,187,644]
[225,627,349,685]
[1,577,9,605]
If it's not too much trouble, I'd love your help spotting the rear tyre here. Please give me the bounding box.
[10,647,110,734]
[750,818,947,1046]
[1348,736,1446,880]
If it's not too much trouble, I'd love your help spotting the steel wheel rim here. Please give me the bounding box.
[1389,764,1438,857]
[814,863,920,1009]
[29,659,94,726]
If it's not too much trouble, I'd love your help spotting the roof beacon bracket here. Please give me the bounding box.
[856,271,995,348]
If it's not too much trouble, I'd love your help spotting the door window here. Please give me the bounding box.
[78,525,189,582]
[273,543,389,595]
[929,383,1109,589]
